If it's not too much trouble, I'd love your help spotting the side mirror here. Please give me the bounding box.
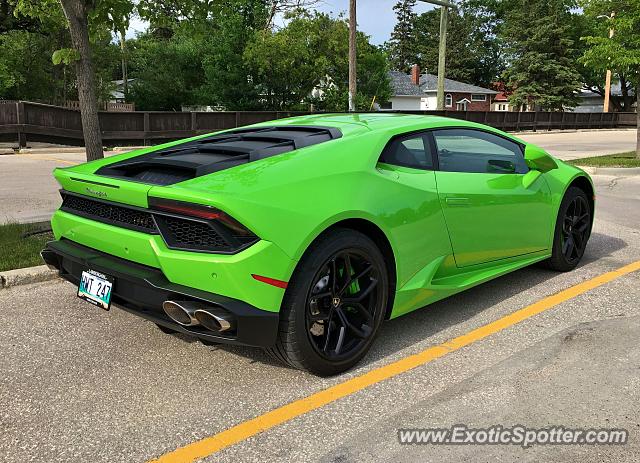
[524,144,558,173]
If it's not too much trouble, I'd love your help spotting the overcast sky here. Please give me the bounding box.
[127,1,435,45]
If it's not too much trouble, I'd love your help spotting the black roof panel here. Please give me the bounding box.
[96,125,342,186]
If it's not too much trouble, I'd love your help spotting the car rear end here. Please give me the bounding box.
[41,126,346,347]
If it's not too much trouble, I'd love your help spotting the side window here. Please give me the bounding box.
[380,134,433,170]
[432,129,527,174]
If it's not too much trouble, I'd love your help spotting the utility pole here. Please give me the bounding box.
[119,31,128,98]
[348,0,357,112]
[602,13,615,113]
[417,0,456,110]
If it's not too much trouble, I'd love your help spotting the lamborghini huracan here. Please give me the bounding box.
[42,113,594,375]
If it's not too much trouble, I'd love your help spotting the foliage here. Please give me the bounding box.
[580,1,640,89]
[580,0,640,157]
[244,11,390,111]
[198,0,270,110]
[412,6,503,87]
[127,29,206,110]
[387,0,416,73]
[386,1,503,86]
[0,11,120,103]
[501,0,583,110]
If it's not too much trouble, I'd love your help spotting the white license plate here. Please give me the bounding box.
[78,269,114,310]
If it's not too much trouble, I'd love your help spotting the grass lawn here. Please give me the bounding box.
[0,222,53,272]
[568,151,640,168]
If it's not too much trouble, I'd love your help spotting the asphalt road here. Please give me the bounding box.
[1,171,640,461]
[0,129,637,224]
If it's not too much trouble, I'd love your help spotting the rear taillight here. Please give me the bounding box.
[148,197,258,253]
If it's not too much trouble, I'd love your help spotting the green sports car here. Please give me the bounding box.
[42,113,594,375]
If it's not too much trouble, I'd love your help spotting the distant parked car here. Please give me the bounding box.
[42,114,594,375]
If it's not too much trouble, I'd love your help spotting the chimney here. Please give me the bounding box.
[411,64,420,86]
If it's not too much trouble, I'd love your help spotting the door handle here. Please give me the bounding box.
[445,197,470,206]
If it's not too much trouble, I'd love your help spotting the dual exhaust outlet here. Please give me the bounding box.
[162,300,234,333]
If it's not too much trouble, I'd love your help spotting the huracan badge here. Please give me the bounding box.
[85,187,107,198]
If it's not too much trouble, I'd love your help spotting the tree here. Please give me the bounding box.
[388,0,417,72]
[128,29,206,110]
[244,11,390,111]
[264,0,320,29]
[412,7,502,87]
[243,14,324,109]
[198,0,270,109]
[501,0,582,111]
[15,0,132,160]
[581,0,640,158]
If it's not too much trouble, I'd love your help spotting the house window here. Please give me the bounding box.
[445,94,452,107]
[471,94,487,101]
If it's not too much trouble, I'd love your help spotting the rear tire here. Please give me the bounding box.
[543,186,592,272]
[266,228,389,376]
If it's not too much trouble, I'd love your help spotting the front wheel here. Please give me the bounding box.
[544,186,592,272]
[267,228,389,376]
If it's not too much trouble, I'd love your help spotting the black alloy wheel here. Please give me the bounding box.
[544,186,592,272]
[267,228,389,376]
[560,194,591,264]
[306,249,382,361]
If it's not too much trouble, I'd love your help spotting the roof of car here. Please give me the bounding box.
[261,113,456,135]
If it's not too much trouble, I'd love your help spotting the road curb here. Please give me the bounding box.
[575,166,640,176]
[0,265,59,290]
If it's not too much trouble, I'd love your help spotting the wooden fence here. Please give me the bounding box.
[0,100,636,148]
[64,101,135,112]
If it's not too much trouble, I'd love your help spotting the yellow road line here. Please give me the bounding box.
[21,154,76,165]
[149,259,640,463]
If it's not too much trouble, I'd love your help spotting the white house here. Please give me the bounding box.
[383,65,498,112]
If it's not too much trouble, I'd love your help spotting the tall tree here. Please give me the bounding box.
[15,0,132,160]
[501,0,582,110]
[581,0,640,157]
[412,7,502,86]
[388,0,417,72]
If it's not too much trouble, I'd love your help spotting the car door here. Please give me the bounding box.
[431,128,553,268]
[375,131,453,283]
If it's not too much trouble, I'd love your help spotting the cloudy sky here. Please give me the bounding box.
[127,1,435,45]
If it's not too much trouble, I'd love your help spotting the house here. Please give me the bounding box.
[109,79,136,103]
[491,92,511,112]
[383,65,498,111]
[571,83,636,113]
[489,87,533,112]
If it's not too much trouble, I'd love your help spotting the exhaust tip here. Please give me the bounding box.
[163,301,197,326]
[194,309,233,332]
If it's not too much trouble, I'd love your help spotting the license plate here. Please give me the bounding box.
[78,269,114,310]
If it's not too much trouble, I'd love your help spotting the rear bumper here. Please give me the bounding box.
[42,239,279,347]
